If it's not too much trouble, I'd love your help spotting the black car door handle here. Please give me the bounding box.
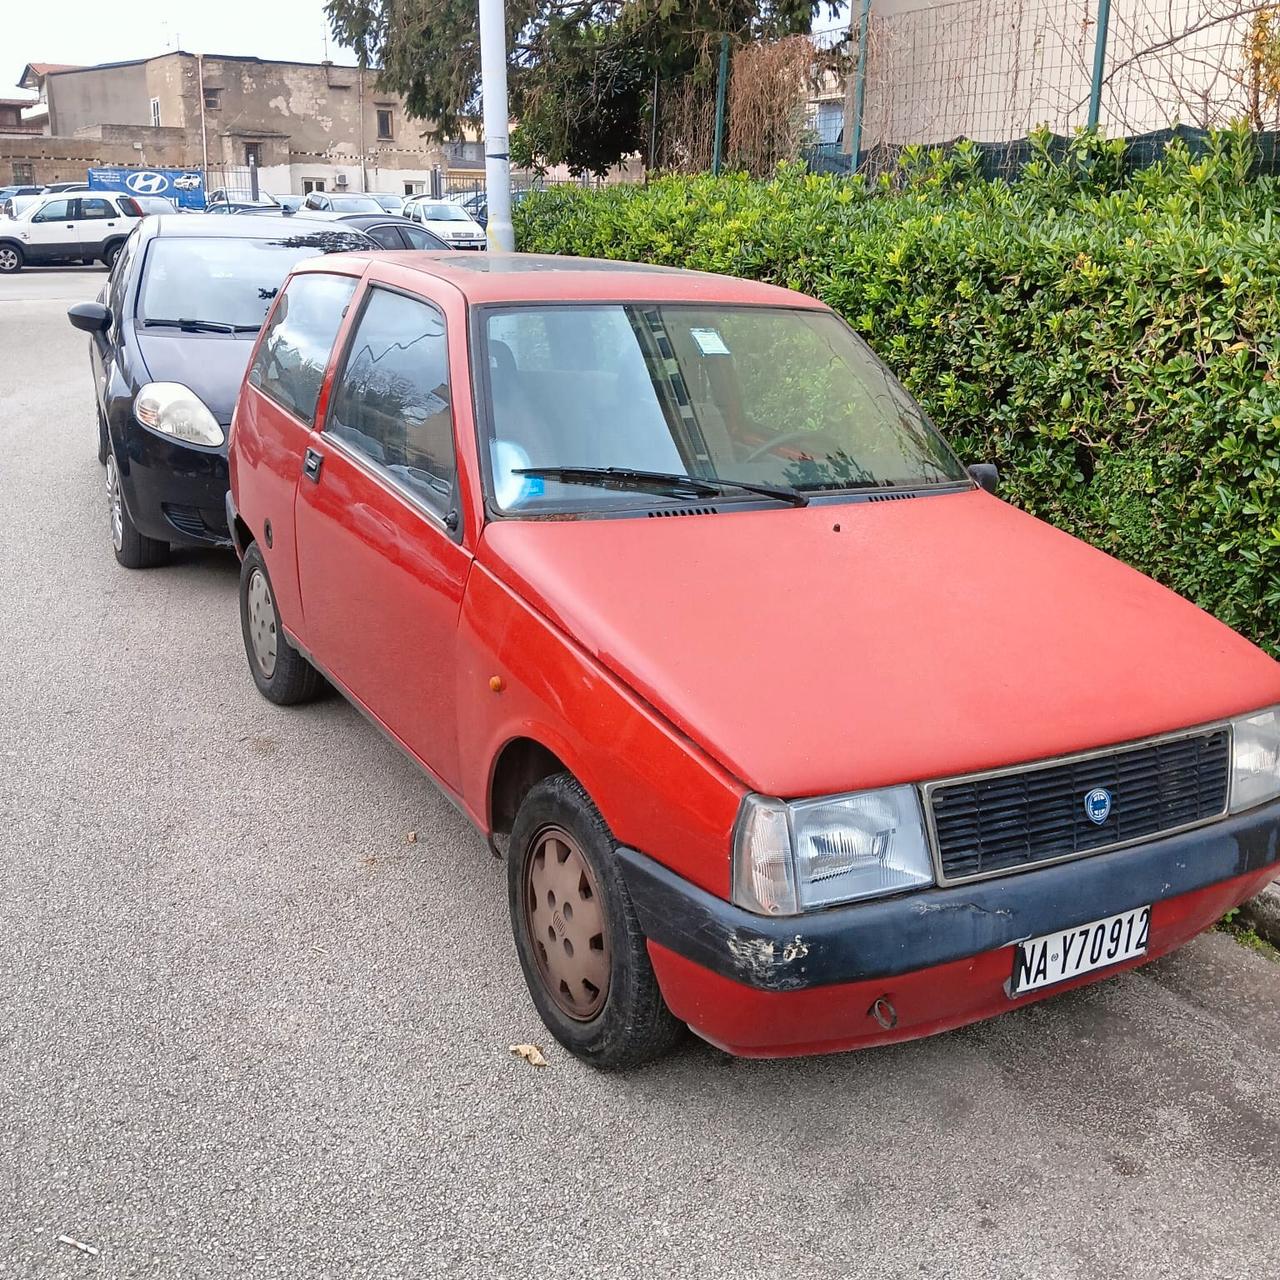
[302,448,324,482]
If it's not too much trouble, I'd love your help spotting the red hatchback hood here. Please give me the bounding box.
[478,491,1280,797]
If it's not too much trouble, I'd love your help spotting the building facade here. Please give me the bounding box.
[7,52,480,194]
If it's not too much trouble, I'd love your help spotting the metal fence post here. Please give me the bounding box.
[712,34,730,176]
[849,0,872,172]
[1087,0,1112,131]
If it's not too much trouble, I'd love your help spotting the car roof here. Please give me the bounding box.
[296,252,828,307]
[150,213,350,238]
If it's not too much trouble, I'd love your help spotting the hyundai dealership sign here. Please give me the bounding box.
[88,167,206,209]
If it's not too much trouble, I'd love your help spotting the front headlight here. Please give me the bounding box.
[1230,706,1280,813]
[134,382,224,447]
[732,785,934,916]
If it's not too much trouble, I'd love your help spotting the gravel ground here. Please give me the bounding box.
[0,267,1277,1280]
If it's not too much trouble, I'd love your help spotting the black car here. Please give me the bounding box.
[318,211,449,251]
[67,214,373,569]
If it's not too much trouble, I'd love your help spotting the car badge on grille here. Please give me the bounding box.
[1083,787,1113,825]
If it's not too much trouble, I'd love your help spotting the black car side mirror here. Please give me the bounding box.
[968,463,999,495]
[67,301,112,334]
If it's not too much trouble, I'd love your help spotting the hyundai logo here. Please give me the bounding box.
[1083,787,1113,825]
[125,171,169,195]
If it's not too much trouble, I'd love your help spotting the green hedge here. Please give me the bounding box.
[515,129,1280,655]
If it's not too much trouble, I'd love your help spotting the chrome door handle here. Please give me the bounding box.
[302,448,324,482]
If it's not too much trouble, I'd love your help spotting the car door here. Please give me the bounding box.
[293,282,471,789]
[23,198,77,263]
[75,196,122,258]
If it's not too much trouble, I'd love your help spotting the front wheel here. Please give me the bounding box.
[239,543,321,705]
[105,452,169,569]
[508,774,683,1070]
[0,244,22,274]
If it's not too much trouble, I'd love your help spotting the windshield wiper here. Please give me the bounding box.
[513,466,809,507]
[141,318,259,334]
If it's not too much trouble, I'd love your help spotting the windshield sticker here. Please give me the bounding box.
[690,327,730,356]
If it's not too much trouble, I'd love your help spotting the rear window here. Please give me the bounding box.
[137,231,368,331]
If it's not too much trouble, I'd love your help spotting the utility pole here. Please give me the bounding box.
[478,0,514,252]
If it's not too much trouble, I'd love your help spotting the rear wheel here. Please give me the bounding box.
[101,242,123,270]
[239,543,322,705]
[0,244,22,274]
[508,774,683,1069]
[105,452,169,569]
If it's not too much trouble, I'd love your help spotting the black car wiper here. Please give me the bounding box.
[141,318,259,334]
[513,466,808,507]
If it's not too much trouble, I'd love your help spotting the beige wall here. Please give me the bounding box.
[47,62,150,135]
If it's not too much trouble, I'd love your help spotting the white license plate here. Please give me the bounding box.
[1011,905,1150,996]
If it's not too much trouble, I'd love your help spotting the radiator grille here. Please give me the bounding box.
[928,729,1231,884]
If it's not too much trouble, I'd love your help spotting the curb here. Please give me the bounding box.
[1237,879,1280,950]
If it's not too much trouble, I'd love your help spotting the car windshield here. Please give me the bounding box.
[218,190,280,206]
[420,203,469,221]
[482,304,967,512]
[328,195,383,212]
[137,232,369,330]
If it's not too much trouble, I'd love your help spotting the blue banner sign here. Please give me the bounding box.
[88,166,206,209]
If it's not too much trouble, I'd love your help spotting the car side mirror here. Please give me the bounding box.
[67,301,112,334]
[968,463,999,495]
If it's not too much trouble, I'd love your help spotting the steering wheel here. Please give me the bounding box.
[741,430,829,464]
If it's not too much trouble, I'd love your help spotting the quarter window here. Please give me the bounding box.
[365,224,404,251]
[247,273,358,426]
[327,288,455,517]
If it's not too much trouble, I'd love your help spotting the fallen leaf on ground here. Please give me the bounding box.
[510,1043,548,1067]
[406,831,418,844]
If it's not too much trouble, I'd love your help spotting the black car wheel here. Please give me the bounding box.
[239,543,322,705]
[105,452,169,569]
[0,244,22,274]
[102,242,123,270]
[508,773,684,1070]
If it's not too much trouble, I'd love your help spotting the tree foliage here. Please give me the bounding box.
[324,0,841,173]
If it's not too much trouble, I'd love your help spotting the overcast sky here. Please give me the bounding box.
[9,0,851,96]
[8,0,354,94]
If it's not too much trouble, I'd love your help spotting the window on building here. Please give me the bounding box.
[302,178,326,194]
[327,288,456,518]
[13,163,34,184]
[244,142,262,168]
[403,180,425,196]
[203,88,222,110]
[376,108,394,140]
[150,97,161,128]
[248,273,360,426]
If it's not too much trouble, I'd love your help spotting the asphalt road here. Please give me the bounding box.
[1,266,1278,1280]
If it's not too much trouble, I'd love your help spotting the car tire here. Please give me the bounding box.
[101,242,123,270]
[0,243,22,274]
[239,543,322,705]
[508,773,684,1070]
[96,404,109,466]
[105,452,170,569]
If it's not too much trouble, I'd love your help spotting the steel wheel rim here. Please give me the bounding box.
[105,455,123,552]
[246,568,278,678]
[524,826,610,1021]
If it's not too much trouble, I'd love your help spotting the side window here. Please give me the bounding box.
[78,198,114,220]
[402,224,443,250]
[365,224,404,251]
[247,273,358,425]
[107,227,141,318]
[327,288,455,517]
[33,199,72,223]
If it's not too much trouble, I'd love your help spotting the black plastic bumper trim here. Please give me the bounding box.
[615,798,1280,993]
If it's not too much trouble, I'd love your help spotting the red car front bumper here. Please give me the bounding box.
[617,800,1280,1058]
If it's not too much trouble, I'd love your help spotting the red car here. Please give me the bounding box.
[227,252,1280,1068]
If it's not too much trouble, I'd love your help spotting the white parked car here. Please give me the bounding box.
[403,197,487,249]
[0,191,142,272]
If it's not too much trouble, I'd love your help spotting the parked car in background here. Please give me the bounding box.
[301,192,384,214]
[273,193,304,213]
[206,202,289,216]
[371,193,406,214]
[300,210,449,251]
[453,187,531,230]
[66,214,373,567]
[226,252,1280,1069]
[131,196,180,217]
[0,191,143,273]
[207,188,281,210]
[1,194,43,220]
[0,184,41,214]
[403,197,486,247]
[41,181,90,194]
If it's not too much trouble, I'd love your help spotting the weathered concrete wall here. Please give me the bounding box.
[46,63,150,135]
[0,134,190,186]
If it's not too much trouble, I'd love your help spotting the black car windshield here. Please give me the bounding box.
[327,195,383,212]
[482,304,966,512]
[137,232,369,330]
